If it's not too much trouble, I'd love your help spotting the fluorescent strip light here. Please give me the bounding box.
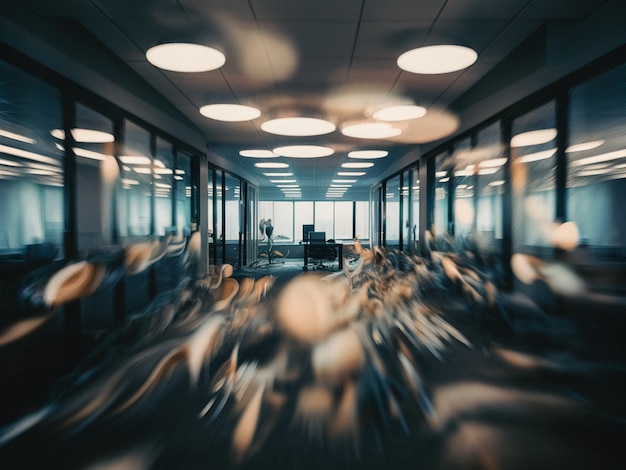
[0,144,60,166]
[255,162,289,169]
[570,149,626,167]
[0,129,35,144]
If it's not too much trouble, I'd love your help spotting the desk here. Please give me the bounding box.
[303,242,343,270]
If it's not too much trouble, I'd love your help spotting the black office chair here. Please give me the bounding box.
[308,237,337,270]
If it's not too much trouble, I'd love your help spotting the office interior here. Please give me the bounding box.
[1,1,625,468]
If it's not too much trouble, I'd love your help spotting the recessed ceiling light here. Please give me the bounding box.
[270,179,297,183]
[255,162,289,168]
[51,128,114,143]
[373,105,426,121]
[341,162,374,169]
[511,128,557,147]
[276,184,299,188]
[570,149,626,167]
[0,158,21,167]
[263,172,293,177]
[261,117,336,137]
[479,157,508,168]
[397,45,478,74]
[273,145,334,158]
[119,155,152,165]
[342,123,401,139]
[73,148,108,161]
[566,140,604,153]
[199,104,261,122]
[240,149,276,158]
[146,43,225,72]
[337,171,366,176]
[333,179,357,183]
[348,150,388,159]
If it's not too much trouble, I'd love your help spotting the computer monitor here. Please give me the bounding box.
[302,224,315,243]
[308,231,326,244]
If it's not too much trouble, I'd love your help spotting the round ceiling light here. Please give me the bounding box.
[200,104,261,122]
[146,43,225,72]
[342,162,375,169]
[348,150,388,159]
[373,105,426,121]
[261,117,336,137]
[342,123,401,139]
[397,45,478,74]
[254,162,289,169]
[273,145,334,158]
[511,128,557,147]
[239,149,276,158]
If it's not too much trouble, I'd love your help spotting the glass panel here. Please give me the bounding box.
[434,152,451,238]
[568,63,626,253]
[475,122,505,243]
[175,151,192,238]
[385,175,400,249]
[294,201,314,242]
[0,60,64,261]
[118,120,152,238]
[272,201,293,242]
[511,101,557,249]
[224,173,241,267]
[215,170,223,265]
[314,201,333,238]
[451,138,473,238]
[355,201,369,242]
[334,201,353,240]
[154,137,174,236]
[207,168,215,267]
[402,170,410,250]
[75,104,117,251]
[246,185,257,265]
[410,166,420,253]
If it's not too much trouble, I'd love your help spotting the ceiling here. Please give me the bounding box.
[5,0,622,200]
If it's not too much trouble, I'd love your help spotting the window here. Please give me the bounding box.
[0,59,64,259]
[334,201,353,240]
[567,64,626,250]
[452,138,474,237]
[154,137,174,236]
[511,101,557,249]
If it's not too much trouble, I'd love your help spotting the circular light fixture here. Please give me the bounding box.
[348,150,388,159]
[397,45,478,74]
[239,150,276,158]
[254,162,289,169]
[51,128,114,143]
[146,43,225,72]
[342,162,375,169]
[200,104,261,122]
[373,105,426,121]
[273,145,334,158]
[342,123,401,139]
[261,117,336,137]
[511,128,557,147]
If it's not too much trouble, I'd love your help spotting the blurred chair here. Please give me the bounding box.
[307,232,336,270]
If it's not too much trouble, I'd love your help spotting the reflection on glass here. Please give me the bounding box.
[385,175,400,249]
[154,137,174,236]
[224,173,241,267]
[434,152,451,237]
[567,64,626,250]
[511,101,556,249]
[0,60,64,260]
[402,170,410,250]
[451,139,473,237]
[118,120,152,238]
[175,151,192,239]
[410,167,420,252]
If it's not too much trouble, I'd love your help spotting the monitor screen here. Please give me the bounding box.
[308,231,326,243]
[302,224,315,243]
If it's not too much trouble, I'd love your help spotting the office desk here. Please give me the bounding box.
[302,242,343,270]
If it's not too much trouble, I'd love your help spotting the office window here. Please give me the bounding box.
[294,201,314,242]
[154,137,174,236]
[175,151,192,238]
[355,201,370,241]
[452,138,474,237]
[511,101,557,249]
[334,201,353,240]
[475,122,505,240]
[385,175,400,249]
[314,201,333,238]
[434,152,451,237]
[0,60,64,259]
[118,120,152,238]
[410,167,420,251]
[224,173,241,265]
[567,64,626,249]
